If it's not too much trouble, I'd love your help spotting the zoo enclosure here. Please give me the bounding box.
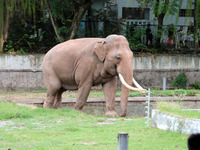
[0,54,199,92]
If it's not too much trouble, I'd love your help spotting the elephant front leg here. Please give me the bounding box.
[103,77,118,116]
[74,83,92,110]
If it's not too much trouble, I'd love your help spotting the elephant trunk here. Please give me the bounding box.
[118,66,146,117]
[119,72,132,117]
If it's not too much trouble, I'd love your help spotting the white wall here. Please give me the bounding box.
[0,54,199,91]
[1,54,200,70]
[0,54,44,70]
[133,55,200,70]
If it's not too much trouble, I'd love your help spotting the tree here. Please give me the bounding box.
[0,0,94,53]
[0,0,13,53]
[46,0,94,42]
[136,0,179,47]
[194,0,200,51]
[69,0,94,39]
[153,0,179,47]
[0,0,45,53]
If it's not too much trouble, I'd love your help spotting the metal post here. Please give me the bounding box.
[163,77,166,91]
[145,88,150,126]
[118,133,128,150]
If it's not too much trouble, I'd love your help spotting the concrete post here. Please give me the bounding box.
[118,132,128,150]
[163,77,166,91]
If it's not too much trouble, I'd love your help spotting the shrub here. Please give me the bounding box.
[171,72,188,89]
[190,82,200,89]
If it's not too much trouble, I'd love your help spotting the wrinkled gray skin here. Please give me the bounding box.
[42,35,133,117]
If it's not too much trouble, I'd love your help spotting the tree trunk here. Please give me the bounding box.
[0,0,4,53]
[155,13,164,48]
[194,0,199,51]
[46,2,64,42]
[0,0,10,53]
[68,1,93,39]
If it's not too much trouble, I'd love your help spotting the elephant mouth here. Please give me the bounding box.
[118,73,146,92]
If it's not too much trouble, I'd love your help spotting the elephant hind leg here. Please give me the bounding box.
[53,88,65,109]
[43,76,62,109]
[43,93,56,109]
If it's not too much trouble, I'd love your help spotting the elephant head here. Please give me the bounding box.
[94,34,146,117]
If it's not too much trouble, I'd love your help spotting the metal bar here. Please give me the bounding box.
[118,133,128,150]
[163,77,166,91]
[145,88,151,126]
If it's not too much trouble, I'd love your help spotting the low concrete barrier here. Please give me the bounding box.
[151,109,200,134]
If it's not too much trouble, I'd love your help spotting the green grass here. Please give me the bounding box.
[0,89,200,98]
[156,101,200,119]
[0,101,33,120]
[0,90,47,95]
[0,101,189,150]
[89,89,200,98]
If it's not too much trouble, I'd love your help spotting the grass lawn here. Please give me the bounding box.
[156,101,200,119]
[0,101,189,150]
[0,89,199,101]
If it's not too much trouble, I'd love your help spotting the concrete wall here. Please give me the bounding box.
[0,54,200,91]
[152,109,200,134]
[0,55,44,92]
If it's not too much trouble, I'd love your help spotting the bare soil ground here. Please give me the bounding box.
[0,91,77,101]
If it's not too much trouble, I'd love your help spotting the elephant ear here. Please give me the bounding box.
[93,41,107,62]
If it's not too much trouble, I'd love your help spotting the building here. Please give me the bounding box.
[82,0,195,34]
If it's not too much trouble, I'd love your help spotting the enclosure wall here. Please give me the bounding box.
[0,54,199,91]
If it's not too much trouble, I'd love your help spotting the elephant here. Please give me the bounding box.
[42,34,146,117]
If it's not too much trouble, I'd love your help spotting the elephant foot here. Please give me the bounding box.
[120,112,126,117]
[53,102,62,109]
[105,110,118,117]
[53,104,62,109]
[43,101,54,109]
[74,107,83,111]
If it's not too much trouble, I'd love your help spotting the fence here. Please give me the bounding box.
[81,19,199,50]
[125,21,200,49]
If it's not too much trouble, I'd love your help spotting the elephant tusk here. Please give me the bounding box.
[132,77,143,89]
[118,74,146,92]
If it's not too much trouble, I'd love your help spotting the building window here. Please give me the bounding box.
[179,9,194,17]
[122,7,150,20]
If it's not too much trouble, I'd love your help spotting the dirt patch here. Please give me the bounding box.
[96,118,133,125]
[0,91,77,101]
[82,142,97,145]
[0,121,13,127]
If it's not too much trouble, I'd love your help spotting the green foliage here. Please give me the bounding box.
[0,101,33,120]
[48,0,73,38]
[171,72,188,89]
[125,24,147,52]
[0,1,3,38]
[84,3,122,38]
[136,0,153,8]
[5,10,57,54]
[190,82,200,89]
[153,0,179,16]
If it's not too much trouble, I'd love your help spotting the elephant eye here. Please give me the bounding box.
[115,56,121,61]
